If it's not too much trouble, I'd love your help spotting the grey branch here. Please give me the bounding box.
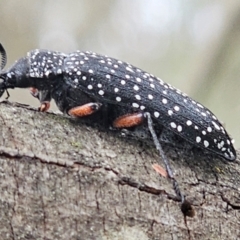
[0,101,239,240]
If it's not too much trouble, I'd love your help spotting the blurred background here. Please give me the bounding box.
[0,0,239,148]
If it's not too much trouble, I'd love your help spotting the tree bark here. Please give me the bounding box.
[0,101,239,240]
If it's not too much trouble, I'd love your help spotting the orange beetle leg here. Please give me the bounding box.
[113,113,144,128]
[68,102,102,117]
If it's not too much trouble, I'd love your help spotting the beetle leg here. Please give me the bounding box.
[38,101,50,112]
[113,112,187,207]
[68,102,102,117]
[30,87,39,98]
[30,88,51,112]
[144,112,188,207]
[113,113,144,128]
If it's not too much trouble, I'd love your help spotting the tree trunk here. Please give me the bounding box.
[0,101,239,240]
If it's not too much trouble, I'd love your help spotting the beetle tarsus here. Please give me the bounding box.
[39,101,50,112]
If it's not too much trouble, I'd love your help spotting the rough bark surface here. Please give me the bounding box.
[0,101,239,240]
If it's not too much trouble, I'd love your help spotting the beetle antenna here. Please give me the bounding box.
[0,43,8,98]
[0,43,7,71]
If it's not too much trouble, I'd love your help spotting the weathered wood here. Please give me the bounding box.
[0,101,239,240]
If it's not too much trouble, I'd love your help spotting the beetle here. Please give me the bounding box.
[0,43,236,216]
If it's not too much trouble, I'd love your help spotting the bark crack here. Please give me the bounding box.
[0,146,181,202]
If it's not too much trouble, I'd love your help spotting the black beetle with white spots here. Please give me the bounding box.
[0,43,236,217]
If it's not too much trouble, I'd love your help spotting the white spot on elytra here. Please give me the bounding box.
[136,77,142,82]
[162,98,167,104]
[150,83,155,88]
[126,67,134,72]
[170,122,177,128]
[45,70,50,77]
[114,88,119,93]
[207,127,212,132]
[133,85,139,91]
[106,74,111,79]
[174,106,180,111]
[177,125,182,132]
[99,90,104,95]
[221,128,225,135]
[204,140,209,148]
[116,96,121,102]
[186,120,192,126]
[140,105,145,110]
[132,103,139,108]
[218,141,225,149]
[82,76,87,80]
[212,121,220,130]
[88,85,93,90]
[148,94,153,100]
[154,112,160,118]
[97,83,102,88]
[77,71,81,75]
[202,131,206,135]
[89,69,94,74]
[135,95,141,100]
[121,80,126,85]
[196,136,201,143]
[168,110,173,116]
